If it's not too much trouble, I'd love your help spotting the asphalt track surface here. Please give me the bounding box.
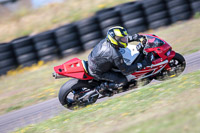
[0,51,200,133]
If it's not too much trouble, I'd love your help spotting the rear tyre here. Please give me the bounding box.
[58,79,98,109]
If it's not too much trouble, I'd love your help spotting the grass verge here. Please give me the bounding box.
[13,70,200,133]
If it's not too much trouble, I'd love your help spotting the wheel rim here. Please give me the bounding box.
[64,87,98,109]
[168,58,185,77]
[156,54,186,81]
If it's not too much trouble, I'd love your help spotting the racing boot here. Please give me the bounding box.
[96,82,115,96]
[96,82,127,96]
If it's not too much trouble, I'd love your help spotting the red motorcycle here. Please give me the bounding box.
[53,34,186,109]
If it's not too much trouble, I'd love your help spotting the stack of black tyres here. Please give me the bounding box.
[55,23,82,57]
[97,7,123,36]
[0,43,17,75]
[189,0,200,14]
[11,36,38,67]
[166,0,192,23]
[77,16,103,50]
[143,0,170,29]
[120,2,147,34]
[33,30,58,61]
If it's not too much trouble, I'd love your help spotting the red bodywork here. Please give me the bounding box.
[54,34,175,80]
[54,58,94,80]
[132,34,175,79]
[142,34,175,64]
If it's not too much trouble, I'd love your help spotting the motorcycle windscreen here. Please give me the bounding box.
[144,36,165,49]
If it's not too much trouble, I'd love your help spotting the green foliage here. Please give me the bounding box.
[6,105,23,113]
[12,8,31,21]
[194,12,200,19]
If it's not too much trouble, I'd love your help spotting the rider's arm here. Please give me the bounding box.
[128,34,140,42]
[129,33,148,53]
[128,34,147,42]
[128,34,147,48]
[113,52,140,75]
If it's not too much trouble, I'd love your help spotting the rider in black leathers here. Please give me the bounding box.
[88,26,150,94]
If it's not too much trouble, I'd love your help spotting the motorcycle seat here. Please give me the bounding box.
[82,60,89,74]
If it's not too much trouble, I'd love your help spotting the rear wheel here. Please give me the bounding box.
[156,53,186,81]
[58,79,99,109]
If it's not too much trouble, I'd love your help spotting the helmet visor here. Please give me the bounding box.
[115,36,128,43]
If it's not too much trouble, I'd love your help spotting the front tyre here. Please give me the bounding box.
[58,79,98,109]
[138,78,153,86]
[156,53,186,81]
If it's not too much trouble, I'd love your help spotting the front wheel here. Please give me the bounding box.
[156,53,186,81]
[137,78,153,86]
[58,79,99,109]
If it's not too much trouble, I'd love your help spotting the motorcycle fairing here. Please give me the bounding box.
[54,58,94,80]
[119,45,140,66]
[131,60,168,80]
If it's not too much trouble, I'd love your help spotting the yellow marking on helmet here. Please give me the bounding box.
[108,34,118,45]
[114,29,123,37]
[124,30,128,36]
[120,42,127,48]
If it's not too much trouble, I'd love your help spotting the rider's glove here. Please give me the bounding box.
[143,49,148,55]
[128,34,139,42]
[136,43,144,52]
[129,34,147,44]
[139,35,147,45]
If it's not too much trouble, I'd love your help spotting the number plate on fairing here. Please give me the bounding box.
[119,45,139,65]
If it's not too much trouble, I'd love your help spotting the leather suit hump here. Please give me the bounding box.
[88,39,120,75]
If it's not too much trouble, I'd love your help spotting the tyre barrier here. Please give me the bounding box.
[0,43,17,75]
[143,0,171,29]
[166,0,192,23]
[190,0,200,13]
[55,23,82,57]
[96,7,123,36]
[120,2,148,34]
[32,30,59,62]
[77,16,103,50]
[11,36,38,67]
[0,0,199,76]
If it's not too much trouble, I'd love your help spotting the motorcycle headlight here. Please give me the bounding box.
[166,49,171,56]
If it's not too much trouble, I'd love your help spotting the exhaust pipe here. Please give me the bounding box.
[52,72,67,79]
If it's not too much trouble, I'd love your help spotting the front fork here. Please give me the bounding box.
[164,50,176,70]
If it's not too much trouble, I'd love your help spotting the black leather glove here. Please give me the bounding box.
[136,43,144,52]
[138,35,147,45]
[128,34,139,42]
[128,34,147,44]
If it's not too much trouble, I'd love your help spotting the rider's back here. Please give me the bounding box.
[88,39,121,74]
